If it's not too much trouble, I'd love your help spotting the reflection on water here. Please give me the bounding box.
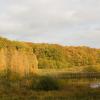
[90,83,100,88]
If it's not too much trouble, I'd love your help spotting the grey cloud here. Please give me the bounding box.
[0,0,100,47]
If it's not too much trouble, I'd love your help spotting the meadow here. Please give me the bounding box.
[0,70,100,100]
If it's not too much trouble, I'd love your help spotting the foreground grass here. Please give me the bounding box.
[0,89,100,100]
[0,72,100,100]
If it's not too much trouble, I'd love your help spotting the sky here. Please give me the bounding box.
[0,0,100,48]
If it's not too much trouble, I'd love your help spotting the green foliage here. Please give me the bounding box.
[32,44,70,68]
[0,36,100,69]
[0,37,11,47]
[83,65,100,72]
[32,44,100,69]
[0,69,21,83]
[31,76,60,91]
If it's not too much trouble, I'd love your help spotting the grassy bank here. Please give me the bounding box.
[0,71,100,100]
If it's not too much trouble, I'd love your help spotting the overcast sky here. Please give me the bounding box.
[0,0,100,48]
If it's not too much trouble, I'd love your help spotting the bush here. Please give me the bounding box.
[83,65,100,72]
[31,76,60,91]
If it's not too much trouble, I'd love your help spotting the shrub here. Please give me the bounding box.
[83,65,100,72]
[31,76,60,91]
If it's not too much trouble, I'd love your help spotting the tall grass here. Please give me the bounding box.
[0,70,99,100]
